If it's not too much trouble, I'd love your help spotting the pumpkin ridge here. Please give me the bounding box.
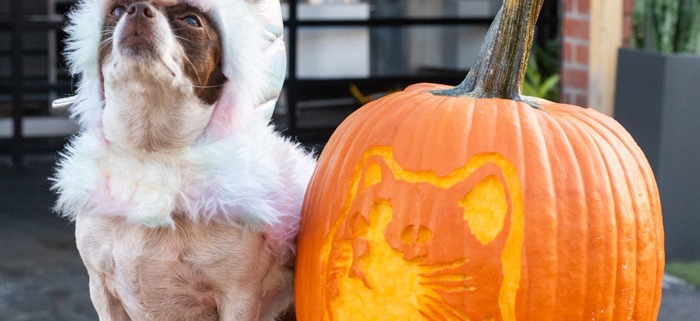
[592,124,636,320]
[571,111,664,321]
[570,115,624,319]
[587,113,665,315]
[576,110,660,201]
[558,116,605,318]
[518,101,562,319]
[607,135,646,321]
[555,109,600,318]
[555,119,592,319]
[550,113,591,319]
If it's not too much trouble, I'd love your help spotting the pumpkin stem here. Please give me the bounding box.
[433,0,545,102]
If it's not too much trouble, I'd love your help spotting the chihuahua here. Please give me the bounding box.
[52,1,314,320]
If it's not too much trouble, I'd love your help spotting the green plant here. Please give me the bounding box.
[632,0,700,54]
[522,41,560,101]
[666,261,700,288]
[523,51,560,101]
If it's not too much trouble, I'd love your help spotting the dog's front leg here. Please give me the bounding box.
[217,289,262,321]
[76,216,131,321]
[86,267,131,321]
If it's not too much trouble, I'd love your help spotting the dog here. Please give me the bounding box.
[52,0,315,320]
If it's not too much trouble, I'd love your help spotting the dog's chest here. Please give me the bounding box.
[75,215,271,319]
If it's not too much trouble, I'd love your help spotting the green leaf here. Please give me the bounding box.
[538,74,560,100]
[633,0,700,54]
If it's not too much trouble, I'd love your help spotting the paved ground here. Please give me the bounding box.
[0,160,698,321]
[0,160,95,321]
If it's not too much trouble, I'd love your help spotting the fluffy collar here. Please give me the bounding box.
[53,124,316,262]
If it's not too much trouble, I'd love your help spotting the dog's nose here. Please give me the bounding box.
[127,3,155,19]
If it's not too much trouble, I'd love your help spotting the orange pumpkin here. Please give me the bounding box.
[295,1,664,321]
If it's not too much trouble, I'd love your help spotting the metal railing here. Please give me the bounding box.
[283,1,494,135]
[1,0,497,164]
[1,1,73,165]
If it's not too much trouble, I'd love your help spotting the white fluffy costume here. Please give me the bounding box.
[52,0,316,264]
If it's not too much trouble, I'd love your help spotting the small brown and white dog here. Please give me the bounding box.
[52,1,315,320]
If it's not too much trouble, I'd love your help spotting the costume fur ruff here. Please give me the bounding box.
[52,0,315,262]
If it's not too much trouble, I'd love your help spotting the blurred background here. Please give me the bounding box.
[1,0,699,320]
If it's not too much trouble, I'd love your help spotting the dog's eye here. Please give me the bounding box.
[180,15,202,27]
[111,5,126,17]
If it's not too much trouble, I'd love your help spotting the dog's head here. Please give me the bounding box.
[64,0,286,149]
[99,1,226,151]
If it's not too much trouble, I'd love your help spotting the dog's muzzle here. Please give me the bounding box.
[118,2,160,57]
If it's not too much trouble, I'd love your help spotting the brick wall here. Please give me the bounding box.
[561,0,590,107]
[560,0,635,107]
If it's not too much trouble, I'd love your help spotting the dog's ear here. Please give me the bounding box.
[197,63,227,106]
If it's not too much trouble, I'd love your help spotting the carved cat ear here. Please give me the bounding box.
[459,175,509,246]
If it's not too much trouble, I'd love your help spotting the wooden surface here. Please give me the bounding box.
[588,0,623,115]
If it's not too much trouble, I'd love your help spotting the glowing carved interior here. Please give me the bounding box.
[320,146,525,321]
[460,175,508,246]
[330,199,473,320]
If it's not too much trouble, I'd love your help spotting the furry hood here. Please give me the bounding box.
[64,0,286,140]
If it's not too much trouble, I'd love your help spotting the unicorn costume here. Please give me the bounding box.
[52,0,315,264]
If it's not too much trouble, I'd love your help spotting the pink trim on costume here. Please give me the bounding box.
[200,85,236,142]
[86,173,117,216]
[264,213,300,264]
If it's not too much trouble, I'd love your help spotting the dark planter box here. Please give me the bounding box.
[615,48,700,261]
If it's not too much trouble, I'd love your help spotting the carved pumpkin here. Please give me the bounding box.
[295,1,664,320]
